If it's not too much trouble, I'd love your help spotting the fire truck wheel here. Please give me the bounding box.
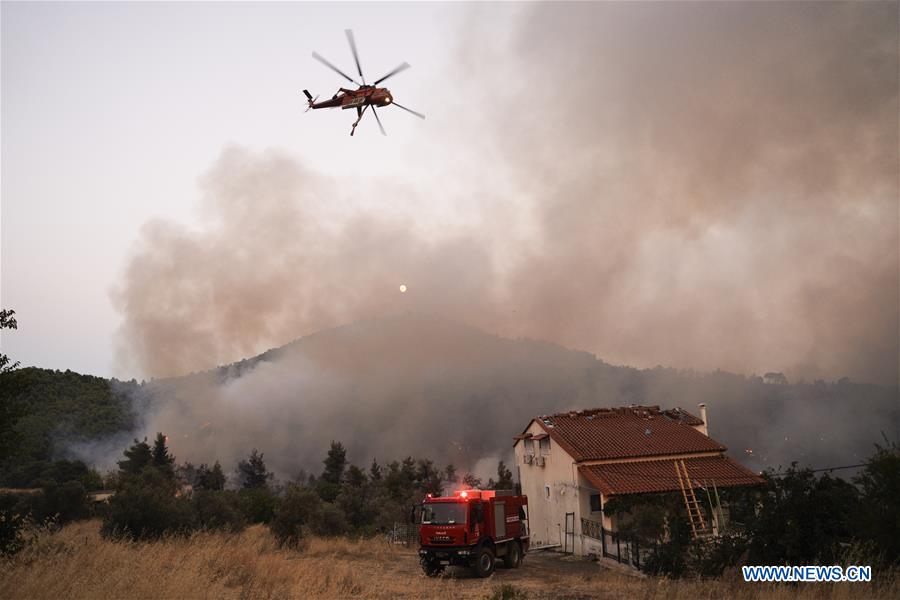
[472,546,496,578]
[421,559,444,577]
[503,541,522,569]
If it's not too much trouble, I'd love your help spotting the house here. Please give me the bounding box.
[513,404,763,556]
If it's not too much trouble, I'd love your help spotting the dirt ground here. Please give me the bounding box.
[387,545,637,599]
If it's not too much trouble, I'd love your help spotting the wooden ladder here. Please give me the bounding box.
[675,459,707,538]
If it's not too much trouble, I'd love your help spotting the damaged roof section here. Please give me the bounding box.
[518,405,724,461]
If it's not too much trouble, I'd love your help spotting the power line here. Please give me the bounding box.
[764,462,869,477]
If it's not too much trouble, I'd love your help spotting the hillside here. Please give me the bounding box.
[3,313,897,480]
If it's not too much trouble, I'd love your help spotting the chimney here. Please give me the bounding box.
[697,403,709,436]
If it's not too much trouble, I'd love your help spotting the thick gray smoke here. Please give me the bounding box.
[109,3,898,475]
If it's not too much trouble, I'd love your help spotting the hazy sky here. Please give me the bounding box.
[2,1,489,375]
[3,2,898,385]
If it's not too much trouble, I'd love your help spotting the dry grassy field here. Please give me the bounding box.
[0,521,895,600]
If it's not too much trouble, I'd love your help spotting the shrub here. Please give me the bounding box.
[270,485,321,548]
[483,584,529,600]
[192,490,245,532]
[0,510,28,556]
[36,480,90,523]
[309,502,348,537]
[238,487,278,524]
[101,468,194,539]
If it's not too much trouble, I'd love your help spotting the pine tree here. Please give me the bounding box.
[317,441,348,502]
[197,461,226,491]
[444,464,458,486]
[207,461,226,490]
[462,473,482,489]
[118,438,152,475]
[151,432,175,476]
[496,460,514,490]
[322,441,347,485]
[345,464,367,488]
[369,458,382,481]
[237,449,271,489]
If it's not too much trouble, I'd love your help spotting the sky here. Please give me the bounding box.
[2,1,898,385]
[2,1,490,375]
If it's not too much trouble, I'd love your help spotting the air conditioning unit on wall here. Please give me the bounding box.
[524,454,534,464]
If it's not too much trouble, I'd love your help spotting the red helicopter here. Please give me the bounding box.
[303,30,425,136]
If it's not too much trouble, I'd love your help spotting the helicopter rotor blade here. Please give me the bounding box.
[345,29,366,85]
[312,51,361,86]
[371,105,387,136]
[392,102,425,120]
[373,62,410,86]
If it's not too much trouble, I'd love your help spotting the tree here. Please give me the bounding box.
[495,460,514,490]
[236,449,271,489]
[102,467,193,540]
[463,473,482,489]
[416,459,444,495]
[0,310,19,374]
[322,441,347,485]
[270,485,322,547]
[0,309,21,462]
[444,464,458,487]
[118,438,152,475]
[192,490,245,532]
[318,441,347,502]
[196,462,226,491]
[369,458,382,481]
[344,464,367,488]
[854,440,900,564]
[151,432,175,476]
[746,465,860,565]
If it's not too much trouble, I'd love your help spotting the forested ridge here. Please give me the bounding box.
[0,368,137,485]
[1,315,897,486]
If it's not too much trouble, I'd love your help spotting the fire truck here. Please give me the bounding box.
[416,489,529,577]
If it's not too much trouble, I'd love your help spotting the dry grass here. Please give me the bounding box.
[0,520,896,599]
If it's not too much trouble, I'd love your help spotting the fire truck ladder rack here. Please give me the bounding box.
[675,459,708,538]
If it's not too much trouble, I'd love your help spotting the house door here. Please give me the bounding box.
[564,512,575,554]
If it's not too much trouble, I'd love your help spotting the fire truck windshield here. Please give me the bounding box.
[422,502,467,525]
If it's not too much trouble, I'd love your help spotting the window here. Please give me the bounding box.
[525,439,535,456]
[544,485,551,500]
[539,437,551,456]
[422,503,467,525]
[590,494,602,513]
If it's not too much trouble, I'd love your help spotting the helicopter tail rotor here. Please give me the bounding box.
[302,90,319,112]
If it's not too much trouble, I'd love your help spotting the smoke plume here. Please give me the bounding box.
[109,2,898,475]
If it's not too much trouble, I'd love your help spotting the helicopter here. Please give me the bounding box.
[303,30,425,136]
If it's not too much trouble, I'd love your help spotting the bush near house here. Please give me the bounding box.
[604,440,900,576]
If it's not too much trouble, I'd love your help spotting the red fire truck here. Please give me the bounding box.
[416,489,530,577]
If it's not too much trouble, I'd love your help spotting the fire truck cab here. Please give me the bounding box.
[416,489,529,578]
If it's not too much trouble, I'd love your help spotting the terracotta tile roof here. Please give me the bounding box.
[579,455,764,496]
[523,405,724,461]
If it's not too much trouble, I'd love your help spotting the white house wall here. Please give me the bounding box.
[515,422,623,557]
[514,422,583,551]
